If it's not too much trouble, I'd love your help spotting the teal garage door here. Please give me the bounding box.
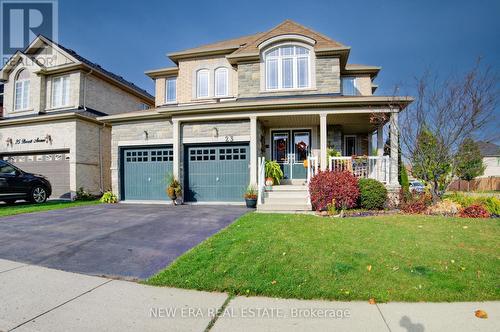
[121,147,173,200]
[185,145,249,202]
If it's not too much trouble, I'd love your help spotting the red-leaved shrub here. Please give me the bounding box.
[459,204,490,218]
[309,170,359,211]
[400,192,432,214]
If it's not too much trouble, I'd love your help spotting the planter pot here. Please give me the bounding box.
[265,178,274,186]
[245,198,257,208]
[265,185,273,191]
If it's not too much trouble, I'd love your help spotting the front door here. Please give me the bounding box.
[272,130,311,180]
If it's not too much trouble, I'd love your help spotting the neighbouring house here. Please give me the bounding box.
[99,20,413,210]
[477,141,500,178]
[448,141,500,192]
[0,35,154,199]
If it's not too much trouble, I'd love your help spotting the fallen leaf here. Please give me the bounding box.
[463,226,468,229]
[369,298,376,304]
[367,265,372,272]
[271,280,277,285]
[475,310,488,319]
[451,259,455,264]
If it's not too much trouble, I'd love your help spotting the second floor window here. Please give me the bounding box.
[342,77,359,96]
[52,75,70,108]
[196,69,209,98]
[14,69,30,110]
[214,67,228,97]
[265,45,310,90]
[166,77,177,103]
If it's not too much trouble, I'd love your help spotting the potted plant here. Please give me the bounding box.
[244,185,258,208]
[265,160,284,189]
[166,174,182,205]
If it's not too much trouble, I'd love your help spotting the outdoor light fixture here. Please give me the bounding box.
[143,130,149,140]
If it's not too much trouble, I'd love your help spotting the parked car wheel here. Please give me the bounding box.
[30,186,48,203]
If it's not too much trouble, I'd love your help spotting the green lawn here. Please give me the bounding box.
[147,213,500,302]
[0,200,101,217]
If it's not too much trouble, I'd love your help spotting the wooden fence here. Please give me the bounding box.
[448,177,500,192]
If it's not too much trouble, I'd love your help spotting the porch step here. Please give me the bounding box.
[258,184,311,212]
[257,203,312,212]
[267,185,308,191]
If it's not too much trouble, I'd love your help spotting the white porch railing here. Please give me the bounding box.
[257,157,266,205]
[329,156,390,183]
[306,156,319,205]
[306,156,319,184]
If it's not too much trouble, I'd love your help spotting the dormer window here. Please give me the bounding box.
[214,67,228,97]
[342,77,359,96]
[14,69,30,110]
[264,45,311,90]
[196,69,209,98]
[165,77,177,103]
[51,75,70,108]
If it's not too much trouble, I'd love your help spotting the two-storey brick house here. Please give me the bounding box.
[100,20,412,209]
[0,36,154,199]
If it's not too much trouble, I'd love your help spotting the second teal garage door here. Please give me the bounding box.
[185,144,249,202]
[121,146,173,200]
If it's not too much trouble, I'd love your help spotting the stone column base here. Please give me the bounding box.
[386,184,401,209]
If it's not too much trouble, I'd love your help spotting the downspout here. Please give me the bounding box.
[98,123,104,193]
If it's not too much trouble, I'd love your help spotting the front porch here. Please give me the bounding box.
[251,110,400,211]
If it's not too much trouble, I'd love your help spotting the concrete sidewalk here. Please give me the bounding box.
[0,259,497,332]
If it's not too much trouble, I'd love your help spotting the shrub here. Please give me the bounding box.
[309,171,359,211]
[100,191,118,204]
[400,192,433,214]
[459,204,490,218]
[265,160,284,184]
[358,178,387,210]
[445,192,500,215]
[426,199,461,216]
[75,187,96,201]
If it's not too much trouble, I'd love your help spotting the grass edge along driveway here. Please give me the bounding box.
[147,213,499,302]
[0,200,101,218]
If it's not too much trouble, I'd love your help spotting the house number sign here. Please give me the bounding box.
[15,137,48,145]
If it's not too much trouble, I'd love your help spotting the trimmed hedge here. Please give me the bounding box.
[358,178,388,210]
[309,171,359,211]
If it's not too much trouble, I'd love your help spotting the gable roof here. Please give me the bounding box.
[230,20,348,57]
[167,20,350,65]
[477,141,500,157]
[1,35,153,102]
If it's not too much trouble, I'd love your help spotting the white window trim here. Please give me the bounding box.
[263,43,312,91]
[214,67,229,97]
[343,135,358,156]
[165,77,177,104]
[196,69,210,99]
[14,74,30,111]
[51,75,71,109]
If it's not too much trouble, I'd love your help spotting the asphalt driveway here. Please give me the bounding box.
[0,204,249,279]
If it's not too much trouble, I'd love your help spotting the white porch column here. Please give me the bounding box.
[250,116,258,185]
[377,125,384,157]
[320,113,328,170]
[172,119,180,180]
[389,112,399,185]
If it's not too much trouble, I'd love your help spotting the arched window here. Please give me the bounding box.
[14,69,30,110]
[264,45,310,90]
[214,67,228,97]
[196,69,209,98]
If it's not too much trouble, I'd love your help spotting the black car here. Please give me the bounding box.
[0,159,52,204]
